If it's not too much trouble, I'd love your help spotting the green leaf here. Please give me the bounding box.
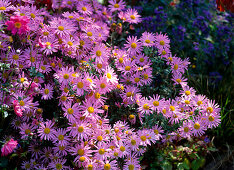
[162,161,172,170]
[0,157,8,167]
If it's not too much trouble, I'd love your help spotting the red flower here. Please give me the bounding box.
[216,0,234,12]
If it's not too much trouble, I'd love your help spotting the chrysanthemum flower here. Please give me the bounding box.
[102,160,118,170]
[192,119,206,137]
[62,102,80,123]
[41,84,53,100]
[155,32,170,50]
[5,15,30,35]
[95,76,113,94]
[125,8,141,24]
[48,159,68,170]
[54,67,73,86]
[12,100,23,117]
[108,0,126,12]
[94,142,111,161]
[1,138,18,156]
[123,153,141,170]
[19,123,36,139]
[91,43,110,64]
[38,120,56,140]
[140,32,155,47]
[124,36,143,55]
[138,97,152,115]
[53,128,70,146]
[76,1,93,15]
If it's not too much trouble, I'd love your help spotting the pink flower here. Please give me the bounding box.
[5,15,30,35]
[1,138,18,156]
[13,100,23,117]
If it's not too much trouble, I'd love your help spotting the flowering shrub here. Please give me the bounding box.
[0,0,221,169]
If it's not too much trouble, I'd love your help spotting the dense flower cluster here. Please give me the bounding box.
[0,0,221,169]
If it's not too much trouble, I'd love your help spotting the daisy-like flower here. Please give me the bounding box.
[152,124,164,140]
[125,8,141,24]
[76,1,93,15]
[91,43,109,64]
[123,153,141,170]
[53,144,69,157]
[141,69,153,85]
[62,102,80,123]
[171,72,188,87]
[137,129,153,146]
[95,76,113,94]
[102,160,118,170]
[41,84,53,100]
[141,32,155,47]
[124,36,143,55]
[0,0,14,14]
[149,94,163,113]
[118,59,137,75]
[38,120,56,141]
[120,85,140,105]
[49,17,75,37]
[155,32,170,50]
[130,72,142,86]
[1,138,18,156]
[117,141,130,158]
[135,53,150,66]
[38,36,59,56]
[73,76,90,96]
[21,161,31,170]
[19,123,36,139]
[138,96,152,115]
[192,119,206,137]
[170,57,186,74]
[54,67,73,86]
[5,15,30,35]
[127,134,140,151]
[70,143,92,167]
[178,121,192,139]
[203,99,221,115]
[7,48,24,66]
[48,159,68,170]
[108,0,126,12]
[94,142,111,161]
[53,128,70,146]
[205,113,221,129]
[104,66,118,85]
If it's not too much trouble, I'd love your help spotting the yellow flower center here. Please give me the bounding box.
[67,41,73,46]
[143,74,148,79]
[131,43,137,49]
[97,136,103,141]
[174,64,178,70]
[58,26,64,31]
[143,104,149,110]
[176,79,181,83]
[96,50,102,57]
[97,63,103,69]
[56,163,62,170]
[14,22,21,29]
[44,128,50,134]
[100,83,106,89]
[79,156,85,162]
[12,54,19,60]
[88,164,93,170]
[77,149,84,156]
[134,77,140,83]
[145,39,150,44]
[154,129,159,134]
[63,74,69,79]
[80,40,85,46]
[130,15,135,19]
[194,123,200,130]
[58,135,64,140]
[185,100,190,104]
[162,50,166,55]
[184,127,189,132]
[208,115,214,122]
[104,163,111,170]
[120,146,125,152]
[160,40,165,45]
[77,82,84,88]
[206,107,213,113]
[140,135,147,141]
[126,92,132,97]
[125,66,131,71]
[30,57,35,62]
[185,91,191,96]
[114,152,118,157]
[68,16,73,19]
[95,92,100,99]
[88,107,94,113]
[67,108,74,114]
[78,126,84,133]
[153,101,159,106]
[0,6,6,10]
[139,58,144,62]
[197,101,202,106]
[19,100,25,106]
[30,13,35,18]
[170,106,175,111]
[129,114,135,120]
[162,109,167,114]
[129,164,135,170]
[107,73,112,79]
[25,129,31,134]
[44,89,49,94]
[82,7,87,11]
[114,4,119,8]
[119,58,124,63]
[61,96,67,101]
[87,32,92,37]
[99,149,105,155]
[131,139,136,145]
